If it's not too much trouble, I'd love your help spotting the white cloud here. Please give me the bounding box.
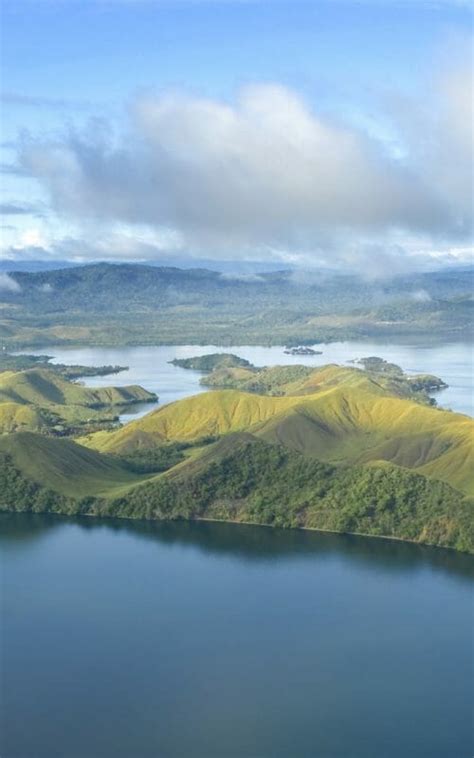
[0,273,21,292]
[220,271,265,281]
[19,228,47,248]
[411,289,432,302]
[16,67,473,269]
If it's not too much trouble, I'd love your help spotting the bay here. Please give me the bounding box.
[1,514,472,758]
[44,340,473,420]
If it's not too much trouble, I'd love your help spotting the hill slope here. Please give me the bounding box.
[0,432,145,497]
[0,368,155,408]
[0,432,472,553]
[0,402,46,434]
[201,362,438,402]
[1,361,472,552]
[0,368,157,433]
[81,373,474,496]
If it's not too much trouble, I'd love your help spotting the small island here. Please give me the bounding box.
[284,346,322,356]
[169,353,253,371]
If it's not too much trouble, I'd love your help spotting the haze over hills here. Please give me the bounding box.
[1,262,472,347]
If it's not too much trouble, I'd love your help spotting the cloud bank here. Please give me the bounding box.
[15,71,474,269]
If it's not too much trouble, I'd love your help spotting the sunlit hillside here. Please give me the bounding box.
[80,366,474,497]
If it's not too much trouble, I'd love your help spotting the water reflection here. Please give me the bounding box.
[2,512,472,581]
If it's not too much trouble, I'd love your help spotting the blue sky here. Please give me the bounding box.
[0,0,472,272]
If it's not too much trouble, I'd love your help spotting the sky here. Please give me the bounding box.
[0,0,472,274]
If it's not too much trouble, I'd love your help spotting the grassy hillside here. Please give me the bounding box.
[1,358,472,552]
[80,368,474,496]
[0,402,46,433]
[201,361,442,405]
[81,390,300,452]
[1,432,472,552]
[0,432,145,497]
[0,368,156,408]
[0,368,157,434]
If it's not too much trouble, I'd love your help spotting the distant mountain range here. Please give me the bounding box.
[0,257,290,274]
[1,262,472,347]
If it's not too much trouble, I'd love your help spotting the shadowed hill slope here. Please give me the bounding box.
[0,368,156,408]
[80,371,474,496]
[1,431,472,553]
[0,432,145,497]
[0,368,157,433]
[0,402,46,434]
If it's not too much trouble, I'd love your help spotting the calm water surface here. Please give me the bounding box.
[5,341,473,756]
[44,340,473,420]
[1,514,473,758]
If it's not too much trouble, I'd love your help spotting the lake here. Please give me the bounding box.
[44,340,474,419]
[3,340,473,756]
[2,513,473,758]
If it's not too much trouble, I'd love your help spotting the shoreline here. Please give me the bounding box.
[2,506,471,555]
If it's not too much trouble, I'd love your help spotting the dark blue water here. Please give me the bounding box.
[1,514,472,757]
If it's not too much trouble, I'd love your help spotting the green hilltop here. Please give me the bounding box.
[200,359,445,404]
[0,360,472,552]
[80,364,473,497]
[0,368,157,434]
[0,430,472,553]
[0,432,145,498]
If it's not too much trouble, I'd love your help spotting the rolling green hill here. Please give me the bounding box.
[0,402,46,434]
[0,432,145,498]
[201,361,443,404]
[0,368,155,408]
[0,368,157,433]
[80,367,474,497]
[81,390,299,452]
[0,431,472,553]
[1,361,472,552]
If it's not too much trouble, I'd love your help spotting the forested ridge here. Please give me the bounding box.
[1,436,472,552]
